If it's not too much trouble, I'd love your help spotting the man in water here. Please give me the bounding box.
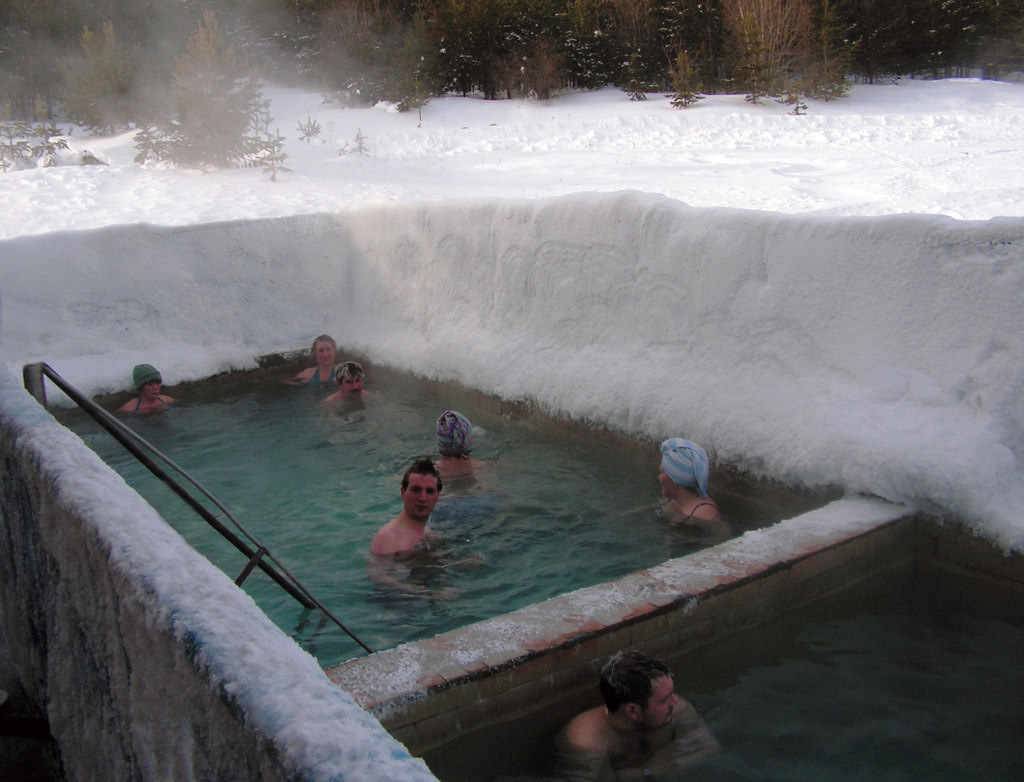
[370,458,444,559]
[369,459,484,599]
[324,360,373,404]
[555,650,719,781]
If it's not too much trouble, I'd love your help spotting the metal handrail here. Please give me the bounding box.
[22,362,373,655]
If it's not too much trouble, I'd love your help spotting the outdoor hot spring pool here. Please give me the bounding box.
[63,363,828,667]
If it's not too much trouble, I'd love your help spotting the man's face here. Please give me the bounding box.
[401,473,440,523]
[639,675,678,729]
[338,376,363,396]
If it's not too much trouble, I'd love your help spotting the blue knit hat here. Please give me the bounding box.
[659,438,710,498]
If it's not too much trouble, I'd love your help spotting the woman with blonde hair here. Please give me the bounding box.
[288,334,337,392]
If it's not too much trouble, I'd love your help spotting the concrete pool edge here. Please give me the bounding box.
[325,496,923,755]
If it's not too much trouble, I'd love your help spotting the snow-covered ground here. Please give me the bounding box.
[3,78,1023,240]
[1,77,1023,551]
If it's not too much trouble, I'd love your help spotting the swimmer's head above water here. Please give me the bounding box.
[336,360,364,381]
[401,457,443,494]
[132,363,161,390]
[310,334,337,357]
[600,650,673,713]
[437,410,474,457]
[659,438,710,498]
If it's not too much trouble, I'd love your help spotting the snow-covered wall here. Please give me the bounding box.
[0,370,437,781]
[1,192,1022,554]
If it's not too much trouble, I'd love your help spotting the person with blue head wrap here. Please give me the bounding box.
[660,438,710,497]
[658,438,727,535]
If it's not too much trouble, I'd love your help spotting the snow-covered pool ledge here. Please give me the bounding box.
[0,368,437,781]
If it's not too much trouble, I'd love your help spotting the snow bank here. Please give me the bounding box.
[1,193,1021,555]
[0,370,436,781]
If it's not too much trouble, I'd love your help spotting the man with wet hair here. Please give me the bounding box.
[370,458,444,559]
[324,360,372,403]
[369,459,468,600]
[555,650,719,780]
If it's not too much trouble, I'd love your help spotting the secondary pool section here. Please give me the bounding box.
[59,361,829,667]
[687,600,1023,781]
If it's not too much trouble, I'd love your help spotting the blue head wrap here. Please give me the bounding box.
[437,410,474,456]
[659,438,710,498]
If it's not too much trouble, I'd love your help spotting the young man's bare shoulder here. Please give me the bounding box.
[369,520,401,556]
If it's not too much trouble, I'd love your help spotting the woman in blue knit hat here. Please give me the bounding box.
[118,364,175,415]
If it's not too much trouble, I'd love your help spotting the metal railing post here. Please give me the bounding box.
[22,362,47,406]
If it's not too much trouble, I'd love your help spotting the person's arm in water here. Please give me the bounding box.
[285,367,315,385]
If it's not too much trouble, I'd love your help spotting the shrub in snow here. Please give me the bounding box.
[669,49,704,108]
[0,122,68,172]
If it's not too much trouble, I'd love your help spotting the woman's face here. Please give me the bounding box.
[314,341,336,366]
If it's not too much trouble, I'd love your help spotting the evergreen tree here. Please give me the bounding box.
[657,0,727,92]
[669,48,704,106]
[560,0,623,89]
[803,0,849,99]
[135,10,282,170]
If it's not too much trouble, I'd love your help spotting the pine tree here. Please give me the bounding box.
[134,10,283,171]
[669,49,704,107]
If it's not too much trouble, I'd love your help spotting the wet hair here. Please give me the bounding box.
[336,360,364,382]
[401,458,443,494]
[310,334,337,356]
[599,651,672,713]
